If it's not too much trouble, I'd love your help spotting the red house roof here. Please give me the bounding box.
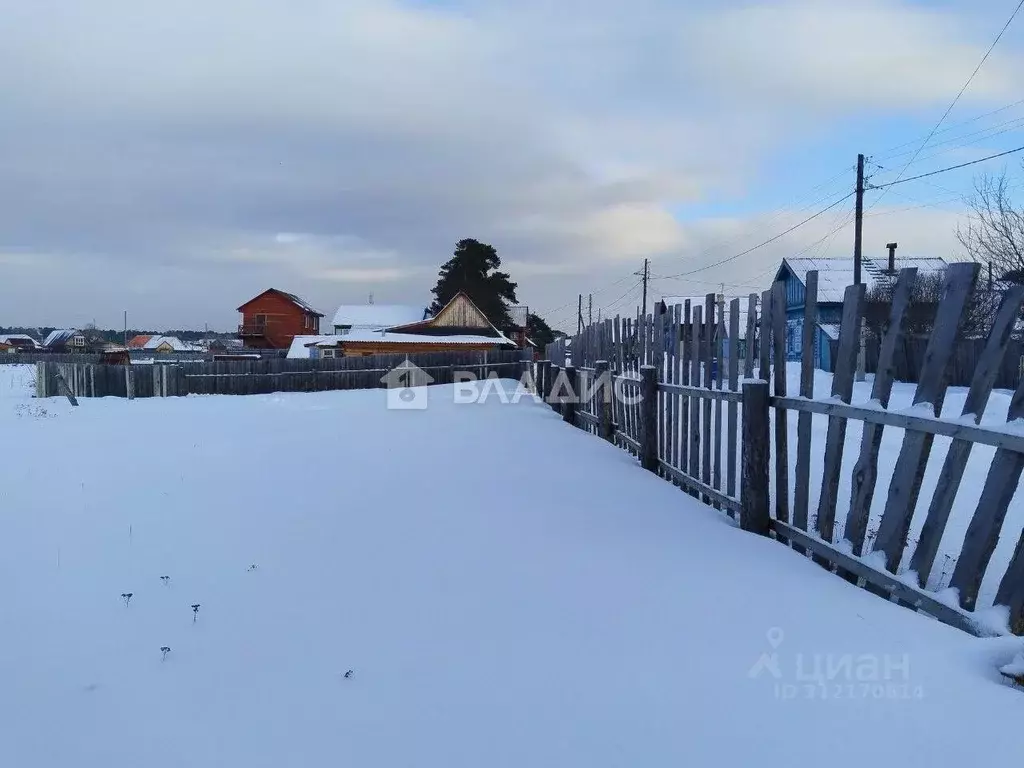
[237,289,323,316]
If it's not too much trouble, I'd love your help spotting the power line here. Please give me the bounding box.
[870,0,1024,206]
[659,190,855,280]
[868,144,1024,189]
[874,98,1024,160]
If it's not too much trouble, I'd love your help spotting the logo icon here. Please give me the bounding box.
[381,360,434,410]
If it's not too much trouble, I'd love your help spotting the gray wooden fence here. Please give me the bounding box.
[37,349,529,399]
[545,269,1024,637]
[3,349,284,366]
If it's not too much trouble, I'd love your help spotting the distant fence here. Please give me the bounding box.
[37,349,529,399]
[544,265,1024,637]
[845,334,1024,390]
[3,348,285,365]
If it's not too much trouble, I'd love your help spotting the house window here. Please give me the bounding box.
[321,348,336,358]
[254,314,267,328]
[72,336,85,347]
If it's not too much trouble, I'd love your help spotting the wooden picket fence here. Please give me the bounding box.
[543,264,1024,636]
[37,350,530,399]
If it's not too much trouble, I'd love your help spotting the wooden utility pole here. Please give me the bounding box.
[577,294,583,334]
[855,154,866,382]
[854,154,865,286]
[588,294,592,326]
[634,258,650,317]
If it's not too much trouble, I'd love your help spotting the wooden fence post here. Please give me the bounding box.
[54,371,79,407]
[547,365,560,411]
[740,380,770,535]
[639,365,658,472]
[595,360,614,441]
[538,360,550,403]
[562,365,577,425]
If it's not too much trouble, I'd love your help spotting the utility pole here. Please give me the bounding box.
[854,153,865,286]
[577,294,583,334]
[123,311,127,349]
[854,154,866,382]
[588,294,592,326]
[634,258,650,317]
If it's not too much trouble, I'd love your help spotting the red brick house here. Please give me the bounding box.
[237,289,323,349]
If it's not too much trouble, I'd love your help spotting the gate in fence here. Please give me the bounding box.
[543,264,1024,637]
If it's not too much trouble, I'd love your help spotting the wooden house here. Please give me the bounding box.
[237,289,323,349]
[310,292,515,358]
[43,328,108,353]
[772,256,947,370]
[0,334,40,352]
[331,304,428,335]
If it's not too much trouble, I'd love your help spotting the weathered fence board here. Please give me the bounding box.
[793,270,818,538]
[873,262,979,573]
[843,268,918,557]
[911,284,1024,587]
[771,281,789,526]
[727,298,740,502]
[814,284,866,550]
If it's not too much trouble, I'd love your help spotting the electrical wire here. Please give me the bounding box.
[658,190,855,280]
[869,144,1024,189]
[870,0,1024,207]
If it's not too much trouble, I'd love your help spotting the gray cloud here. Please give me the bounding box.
[0,0,1019,329]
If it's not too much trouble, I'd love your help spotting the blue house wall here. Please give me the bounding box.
[774,263,842,371]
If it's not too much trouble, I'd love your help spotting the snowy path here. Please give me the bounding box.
[1,376,1022,766]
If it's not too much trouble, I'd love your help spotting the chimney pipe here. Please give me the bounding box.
[885,242,898,274]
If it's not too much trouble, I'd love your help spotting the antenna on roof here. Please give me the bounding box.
[369,292,374,305]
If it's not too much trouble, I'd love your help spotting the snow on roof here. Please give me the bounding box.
[279,290,321,315]
[780,257,948,303]
[287,335,337,359]
[819,323,842,341]
[313,330,515,347]
[331,304,428,329]
[141,336,199,352]
[0,334,38,346]
[43,329,80,347]
[508,305,529,328]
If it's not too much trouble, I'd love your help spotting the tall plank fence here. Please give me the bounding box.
[37,350,529,399]
[544,266,1024,637]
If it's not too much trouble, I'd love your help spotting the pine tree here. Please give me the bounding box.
[526,313,557,348]
[429,239,518,328]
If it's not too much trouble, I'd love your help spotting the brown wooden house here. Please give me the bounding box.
[310,292,515,358]
[237,289,323,349]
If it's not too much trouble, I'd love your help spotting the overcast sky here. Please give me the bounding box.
[2,0,1023,333]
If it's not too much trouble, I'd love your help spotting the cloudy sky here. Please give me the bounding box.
[2,0,1023,333]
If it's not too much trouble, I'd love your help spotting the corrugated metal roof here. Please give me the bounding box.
[332,304,428,329]
[780,257,948,303]
[43,329,79,347]
[508,305,529,328]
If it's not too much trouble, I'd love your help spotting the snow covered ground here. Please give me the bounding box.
[2,364,1023,766]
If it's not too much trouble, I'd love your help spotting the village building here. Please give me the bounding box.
[331,304,428,335]
[772,256,948,369]
[289,292,515,359]
[237,289,323,349]
[0,334,40,351]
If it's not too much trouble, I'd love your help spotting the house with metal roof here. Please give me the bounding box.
[331,304,429,334]
[772,256,948,369]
